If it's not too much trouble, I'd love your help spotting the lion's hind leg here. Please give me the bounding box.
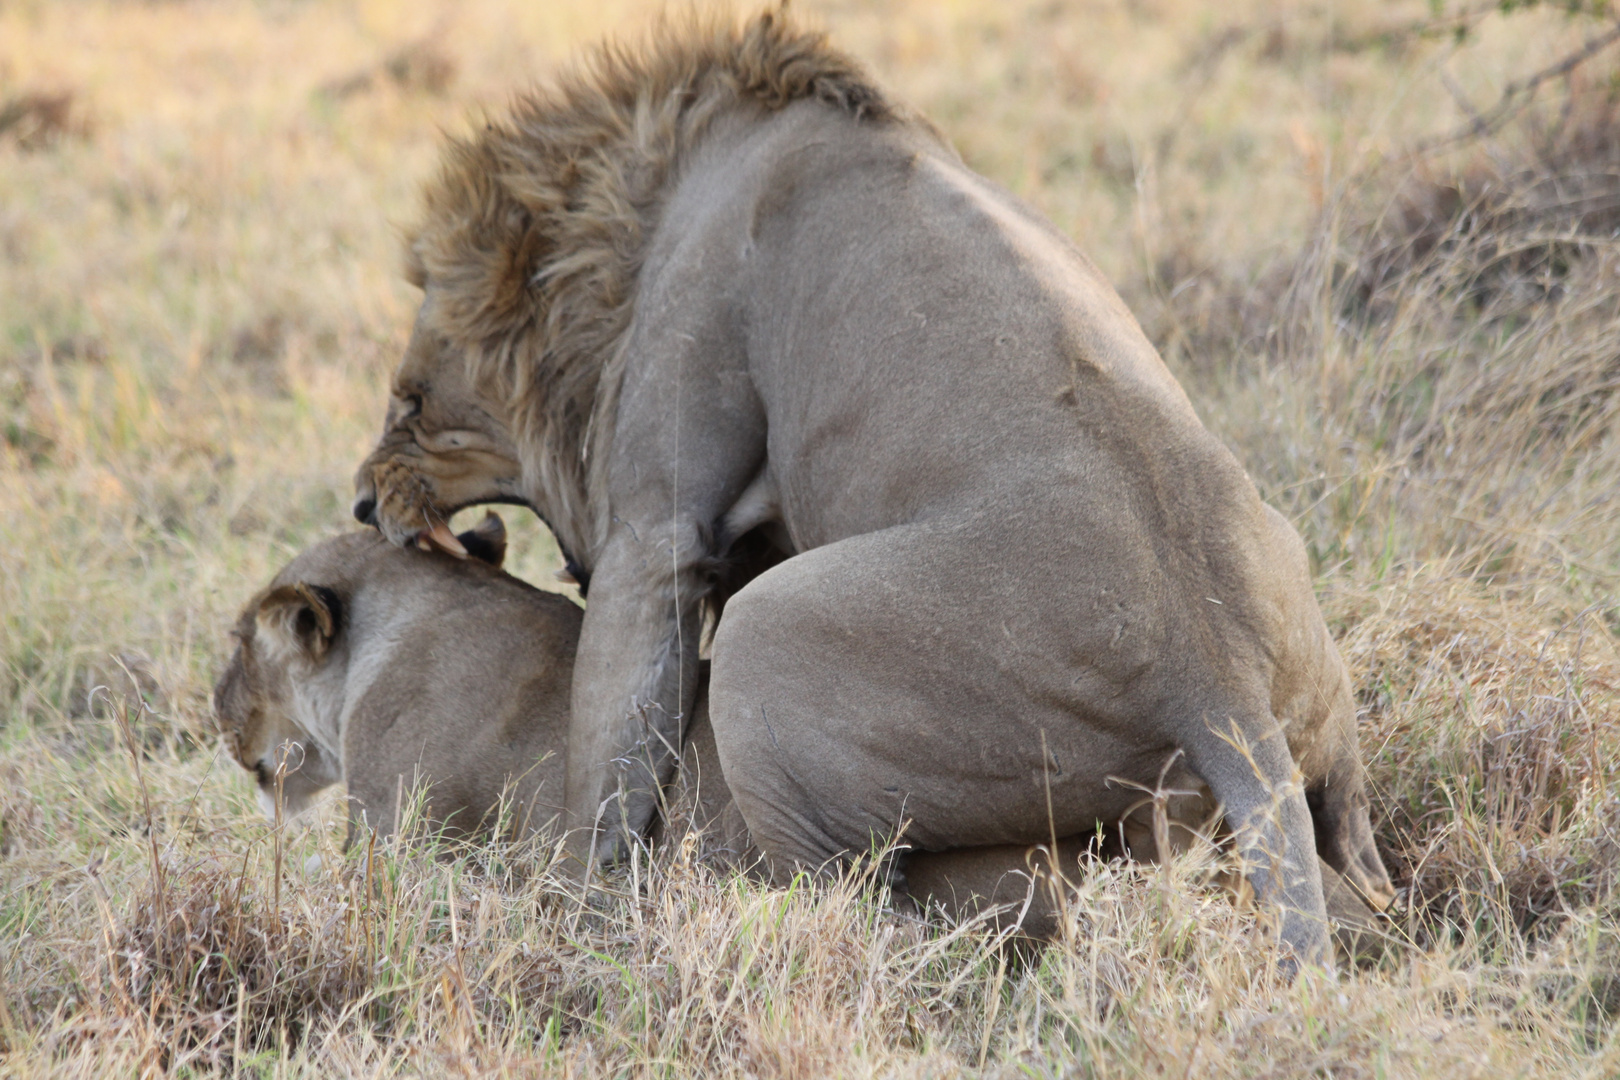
[1307,754,1398,916]
[705,525,993,886]
[1183,717,1332,969]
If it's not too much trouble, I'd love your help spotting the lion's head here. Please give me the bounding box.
[214,576,347,820]
[351,301,527,560]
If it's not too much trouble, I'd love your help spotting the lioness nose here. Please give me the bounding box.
[353,495,377,526]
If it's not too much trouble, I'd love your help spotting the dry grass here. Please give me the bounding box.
[6,0,1620,1075]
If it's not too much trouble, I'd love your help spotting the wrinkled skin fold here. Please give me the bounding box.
[352,10,1395,966]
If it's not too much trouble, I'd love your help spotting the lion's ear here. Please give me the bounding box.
[457,511,507,568]
[256,583,342,661]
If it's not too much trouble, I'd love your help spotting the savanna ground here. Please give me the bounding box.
[6,0,1620,1075]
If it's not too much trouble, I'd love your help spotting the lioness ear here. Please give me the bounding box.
[256,583,342,661]
[457,511,507,568]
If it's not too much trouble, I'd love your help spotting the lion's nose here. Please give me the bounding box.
[353,495,378,526]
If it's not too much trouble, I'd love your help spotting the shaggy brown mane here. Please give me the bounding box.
[405,6,900,564]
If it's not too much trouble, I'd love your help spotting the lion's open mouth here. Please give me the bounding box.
[356,458,471,558]
[358,456,540,561]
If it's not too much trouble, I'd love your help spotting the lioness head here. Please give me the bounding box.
[214,577,348,820]
[351,290,528,559]
[213,514,509,820]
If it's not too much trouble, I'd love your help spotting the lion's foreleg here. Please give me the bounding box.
[565,519,710,868]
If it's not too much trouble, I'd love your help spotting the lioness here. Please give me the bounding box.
[214,519,1385,952]
[212,515,584,840]
[351,9,1394,962]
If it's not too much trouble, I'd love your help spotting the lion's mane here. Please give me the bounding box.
[405,7,899,563]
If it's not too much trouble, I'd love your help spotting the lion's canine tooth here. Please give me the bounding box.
[421,521,469,558]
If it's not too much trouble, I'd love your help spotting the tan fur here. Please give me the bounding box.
[211,517,583,840]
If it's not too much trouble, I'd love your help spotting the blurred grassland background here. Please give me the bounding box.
[7,0,1620,1075]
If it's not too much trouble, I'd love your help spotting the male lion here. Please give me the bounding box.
[352,9,1395,963]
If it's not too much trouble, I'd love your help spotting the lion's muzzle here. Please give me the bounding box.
[353,453,474,558]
